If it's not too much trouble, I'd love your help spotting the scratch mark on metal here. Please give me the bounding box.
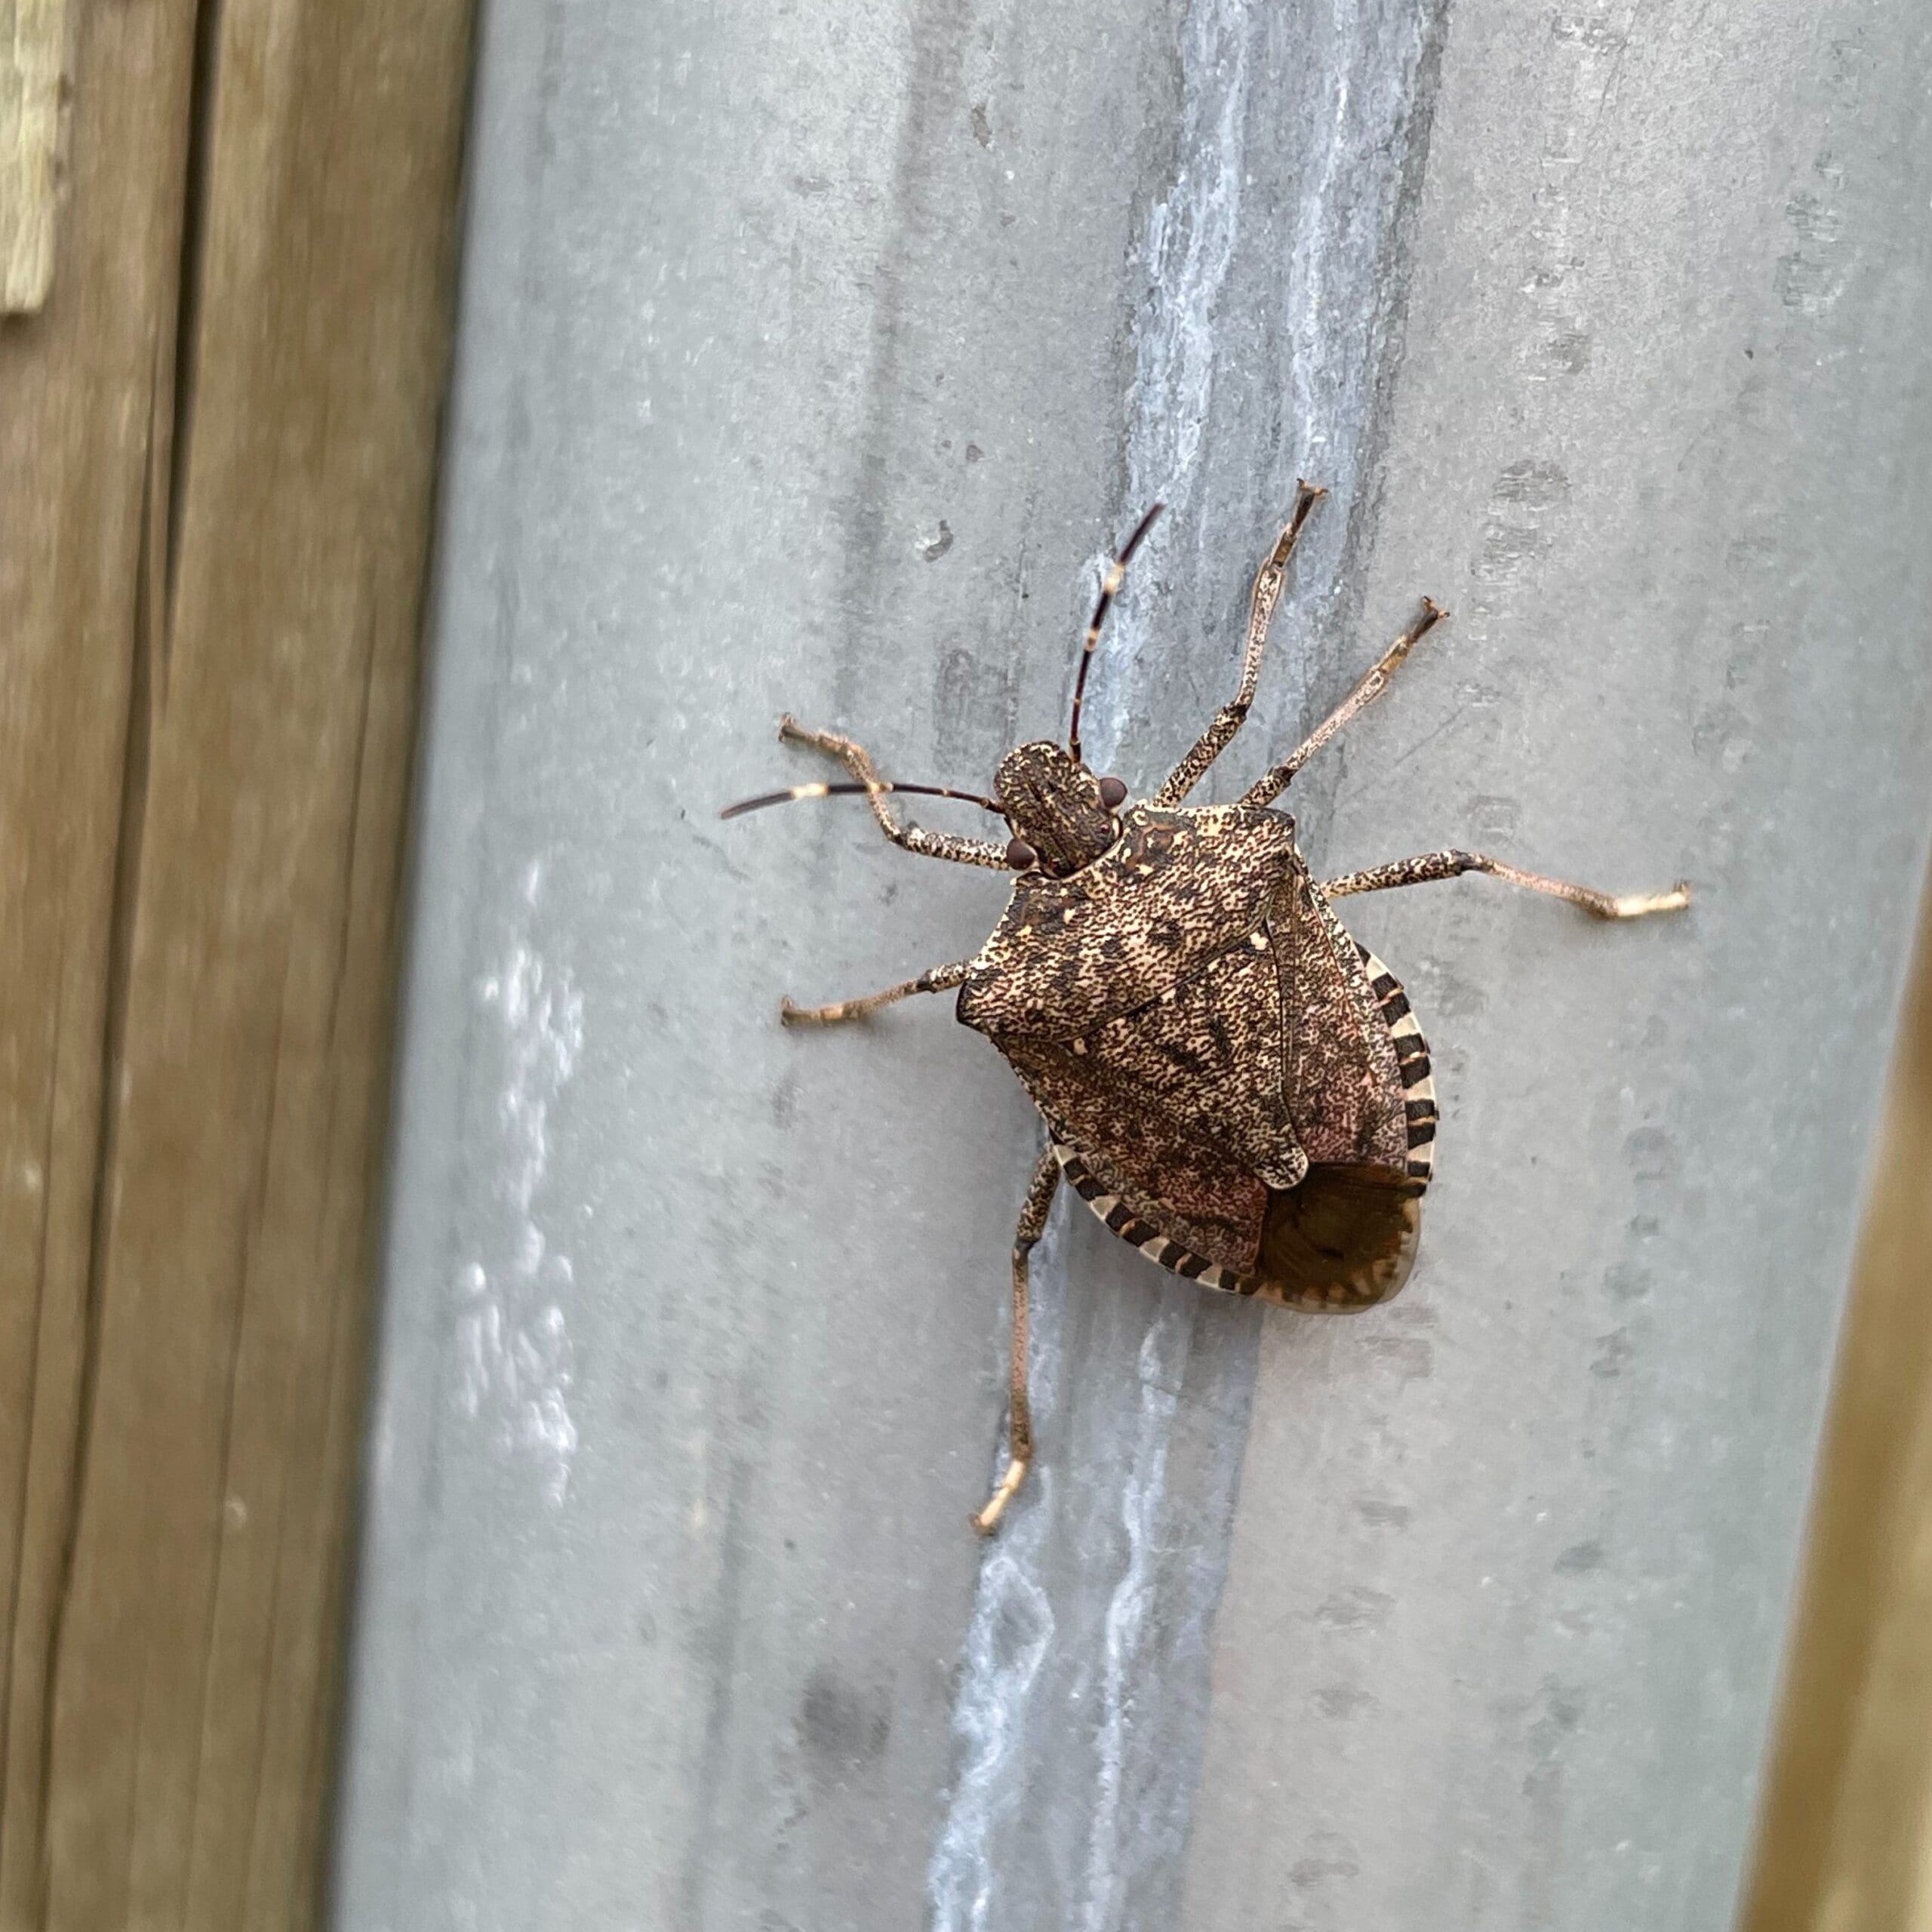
[456,858,585,1505]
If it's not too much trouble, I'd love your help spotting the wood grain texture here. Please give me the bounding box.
[0,0,69,310]
[0,0,472,1922]
[1743,879,1932,1932]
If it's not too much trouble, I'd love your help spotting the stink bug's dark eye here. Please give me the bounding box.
[1005,836,1038,870]
[1097,776,1128,810]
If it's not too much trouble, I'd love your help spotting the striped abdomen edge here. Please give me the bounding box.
[1356,943,1436,1191]
[1049,1143,1261,1297]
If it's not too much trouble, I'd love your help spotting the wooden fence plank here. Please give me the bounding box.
[0,0,69,311]
[1742,883,1932,1932]
[0,4,199,1918]
[0,0,473,1923]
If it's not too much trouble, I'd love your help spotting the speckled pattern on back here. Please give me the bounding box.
[958,805,1428,1306]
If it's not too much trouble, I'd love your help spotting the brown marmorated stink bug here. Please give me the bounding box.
[724,487,1690,1533]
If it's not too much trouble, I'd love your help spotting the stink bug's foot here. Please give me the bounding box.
[780,993,893,1026]
[971,1456,1029,1536]
[1598,880,1693,920]
[779,995,842,1026]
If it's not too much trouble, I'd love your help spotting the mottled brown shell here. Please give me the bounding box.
[956,803,1435,1309]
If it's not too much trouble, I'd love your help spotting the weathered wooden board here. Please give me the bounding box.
[0,0,69,310]
[0,0,472,1923]
[1742,886,1932,1932]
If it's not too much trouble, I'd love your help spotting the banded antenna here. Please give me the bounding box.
[1067,502,1164,764]
[720,779,1004,820]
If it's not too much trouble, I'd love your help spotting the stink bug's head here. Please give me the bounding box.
[720,506,1160,879]
[989,499,1159,875]
[995,743,1128,876]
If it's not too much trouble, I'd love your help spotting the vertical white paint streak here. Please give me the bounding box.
[1078,1307,1189,1932]
[928,0,1442,1921]
[928,1226,1067,1932]
[1125,0,1252,505]
[1283,0,1432,546]
[931,6,1255,1925]
[1285,0,1360,456]
[457,859,585,1504]
[1085,0,1254,780]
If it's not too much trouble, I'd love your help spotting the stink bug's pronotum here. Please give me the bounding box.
[724,487,1689,1533]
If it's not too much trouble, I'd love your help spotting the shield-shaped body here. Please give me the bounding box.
[956,803,1436,1309]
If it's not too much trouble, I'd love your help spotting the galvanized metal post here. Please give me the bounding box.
[332,1,1932,1928]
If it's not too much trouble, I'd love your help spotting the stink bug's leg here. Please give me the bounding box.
[1321,851,1692,920]
[780,958,971,1026]
[972,1146,1060,1537]
[1153,481,1325,808]
[1240,598,1448,809]
[777,716,1011,870]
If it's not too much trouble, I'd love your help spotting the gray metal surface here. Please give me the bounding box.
[331,0,1932,1928]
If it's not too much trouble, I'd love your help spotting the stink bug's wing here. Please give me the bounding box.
[1058,918,1309,1190]
[995,1034,1269,1280]
[998,1019,1418,1313]
[1248,931,1435,1310]
[1038,1090,1417,1312]
[1266,870,1412,1174]
[1244,905,1434,1310]
[1052,1138,1260,1295]
[1255,1163,1421,1309]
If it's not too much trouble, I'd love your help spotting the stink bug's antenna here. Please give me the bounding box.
[719,779,1004,820]
[1067,502,1163,764]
